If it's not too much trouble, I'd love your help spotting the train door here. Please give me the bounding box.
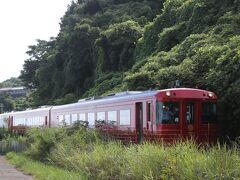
[146,101,153,133]
[45,116,48,128]
[136,102,143,143]
[182,101,198,138]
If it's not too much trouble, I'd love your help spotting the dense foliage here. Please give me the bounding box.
[0,78,30,112]
[20,0,163,104]
[0,77,24,88]
[0,94,14,113]
[19,0,240,137]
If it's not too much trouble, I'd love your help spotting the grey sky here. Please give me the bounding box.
[0,0,72,82]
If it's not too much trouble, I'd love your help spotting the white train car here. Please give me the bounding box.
[51,91,157,142]
[51,91,153,129]
[4,107,52,133]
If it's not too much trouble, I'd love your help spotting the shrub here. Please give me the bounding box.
[24,128,66,161]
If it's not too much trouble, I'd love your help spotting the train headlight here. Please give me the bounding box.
[208,92,214,98]
[166,91,171,97]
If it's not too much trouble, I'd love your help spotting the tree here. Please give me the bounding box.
[20,39,56,89]
[0,77,24,88]
[0,94,14,113]
[96,20,142,73]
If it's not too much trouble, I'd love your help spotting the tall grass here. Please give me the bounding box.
[13,127,240,179]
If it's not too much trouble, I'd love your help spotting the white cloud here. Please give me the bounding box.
[0,0,71,82]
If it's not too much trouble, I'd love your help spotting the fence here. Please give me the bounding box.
[0,140,26,154]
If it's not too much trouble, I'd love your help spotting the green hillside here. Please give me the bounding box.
[0,77,23,88]
[20,0,240,138]
[0,78,29,112]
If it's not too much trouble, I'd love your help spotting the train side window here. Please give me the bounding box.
[97,112,105,121]
[58,115,64,126]
[36,117,39,126]
[186,103,194,124]
[35,117,38,126]
[42,116,45,126]
[202,102,217,124]
[34,118,36,126]
[28,118,32,126]
[79,113,86,121]
[18,118,24,126]
[65,115,71,125]
[72,114,78,124]
[120,110,131,125]
[26,118,29,126]
[31,117,33,126]
[33,117,36,126]
[107,111,117,125]
[38,116,42,126]
[147,102,152,122]
[88,113,95,126]
[156,101,180,124]
[34,117,37,126]
[39,117,42,126]
[13,119,17,126]
[37,117,40,126]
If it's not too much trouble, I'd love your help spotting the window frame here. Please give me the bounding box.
[97,112,106,121]
[107,110,117,125]
[87,112,95,126]
[156,101,180,125]
[201,102,217,124]
[119,109,131,126]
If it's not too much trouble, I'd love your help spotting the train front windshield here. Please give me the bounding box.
[156,102,180,124]
[201,102,217,124]
[156,101,217,125]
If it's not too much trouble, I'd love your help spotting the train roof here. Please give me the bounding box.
[0,88,216,116]
[52,90,159,111]
[51,88,216,111]
[0,106,52,118]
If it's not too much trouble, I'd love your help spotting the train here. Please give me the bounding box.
[0,88,218,143]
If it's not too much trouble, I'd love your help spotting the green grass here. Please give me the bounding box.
[50,138,240,179]
[8,128,240,180]
[6,152,87,180]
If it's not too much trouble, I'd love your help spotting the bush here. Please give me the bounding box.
[24,128,66,161]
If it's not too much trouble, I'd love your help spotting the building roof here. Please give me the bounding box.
[0,87,25,92]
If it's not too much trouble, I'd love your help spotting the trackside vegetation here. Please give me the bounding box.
[5,128,240,180]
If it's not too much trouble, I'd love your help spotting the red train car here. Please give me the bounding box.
[0,88,218,143]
